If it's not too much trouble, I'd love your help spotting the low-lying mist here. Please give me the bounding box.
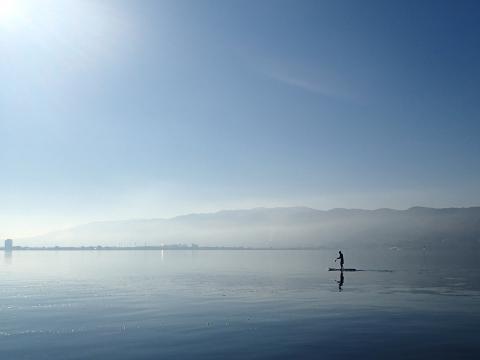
[19,207,480,252]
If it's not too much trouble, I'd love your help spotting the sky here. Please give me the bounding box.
[1,0,479,237]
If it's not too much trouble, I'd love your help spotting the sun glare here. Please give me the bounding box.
[0,0,130,76]
[0,0,27,30]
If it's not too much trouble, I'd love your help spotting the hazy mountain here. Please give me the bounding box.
[19,206,480,250]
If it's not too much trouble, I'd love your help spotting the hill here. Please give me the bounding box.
[19,206,480,250]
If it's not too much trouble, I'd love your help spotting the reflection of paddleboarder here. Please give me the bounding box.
[336,271,344,291]
[335,251,344,270]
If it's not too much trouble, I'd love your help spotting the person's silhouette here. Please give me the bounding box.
[335,251,344,270]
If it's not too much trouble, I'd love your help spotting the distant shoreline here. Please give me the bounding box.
[2,246,332,251]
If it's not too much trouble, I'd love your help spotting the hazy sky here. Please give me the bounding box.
[1,0,479,237]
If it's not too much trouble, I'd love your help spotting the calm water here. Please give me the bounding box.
[1,250,479,359]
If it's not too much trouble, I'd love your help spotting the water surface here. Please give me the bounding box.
[1,250,479,359]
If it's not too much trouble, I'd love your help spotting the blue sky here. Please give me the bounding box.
[1,0,479,237]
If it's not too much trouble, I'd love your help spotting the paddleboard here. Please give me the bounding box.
[328,268,357,272]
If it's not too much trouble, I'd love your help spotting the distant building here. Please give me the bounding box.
[4,239,13,252]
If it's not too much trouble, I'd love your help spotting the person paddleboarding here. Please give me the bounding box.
[335,251,344,271]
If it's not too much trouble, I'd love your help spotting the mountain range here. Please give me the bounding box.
[19,206,480,250]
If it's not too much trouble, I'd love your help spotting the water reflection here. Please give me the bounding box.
[335,270,345,291]
[4,250,12,264]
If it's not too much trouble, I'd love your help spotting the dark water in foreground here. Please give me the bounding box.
[1,250,479,359]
